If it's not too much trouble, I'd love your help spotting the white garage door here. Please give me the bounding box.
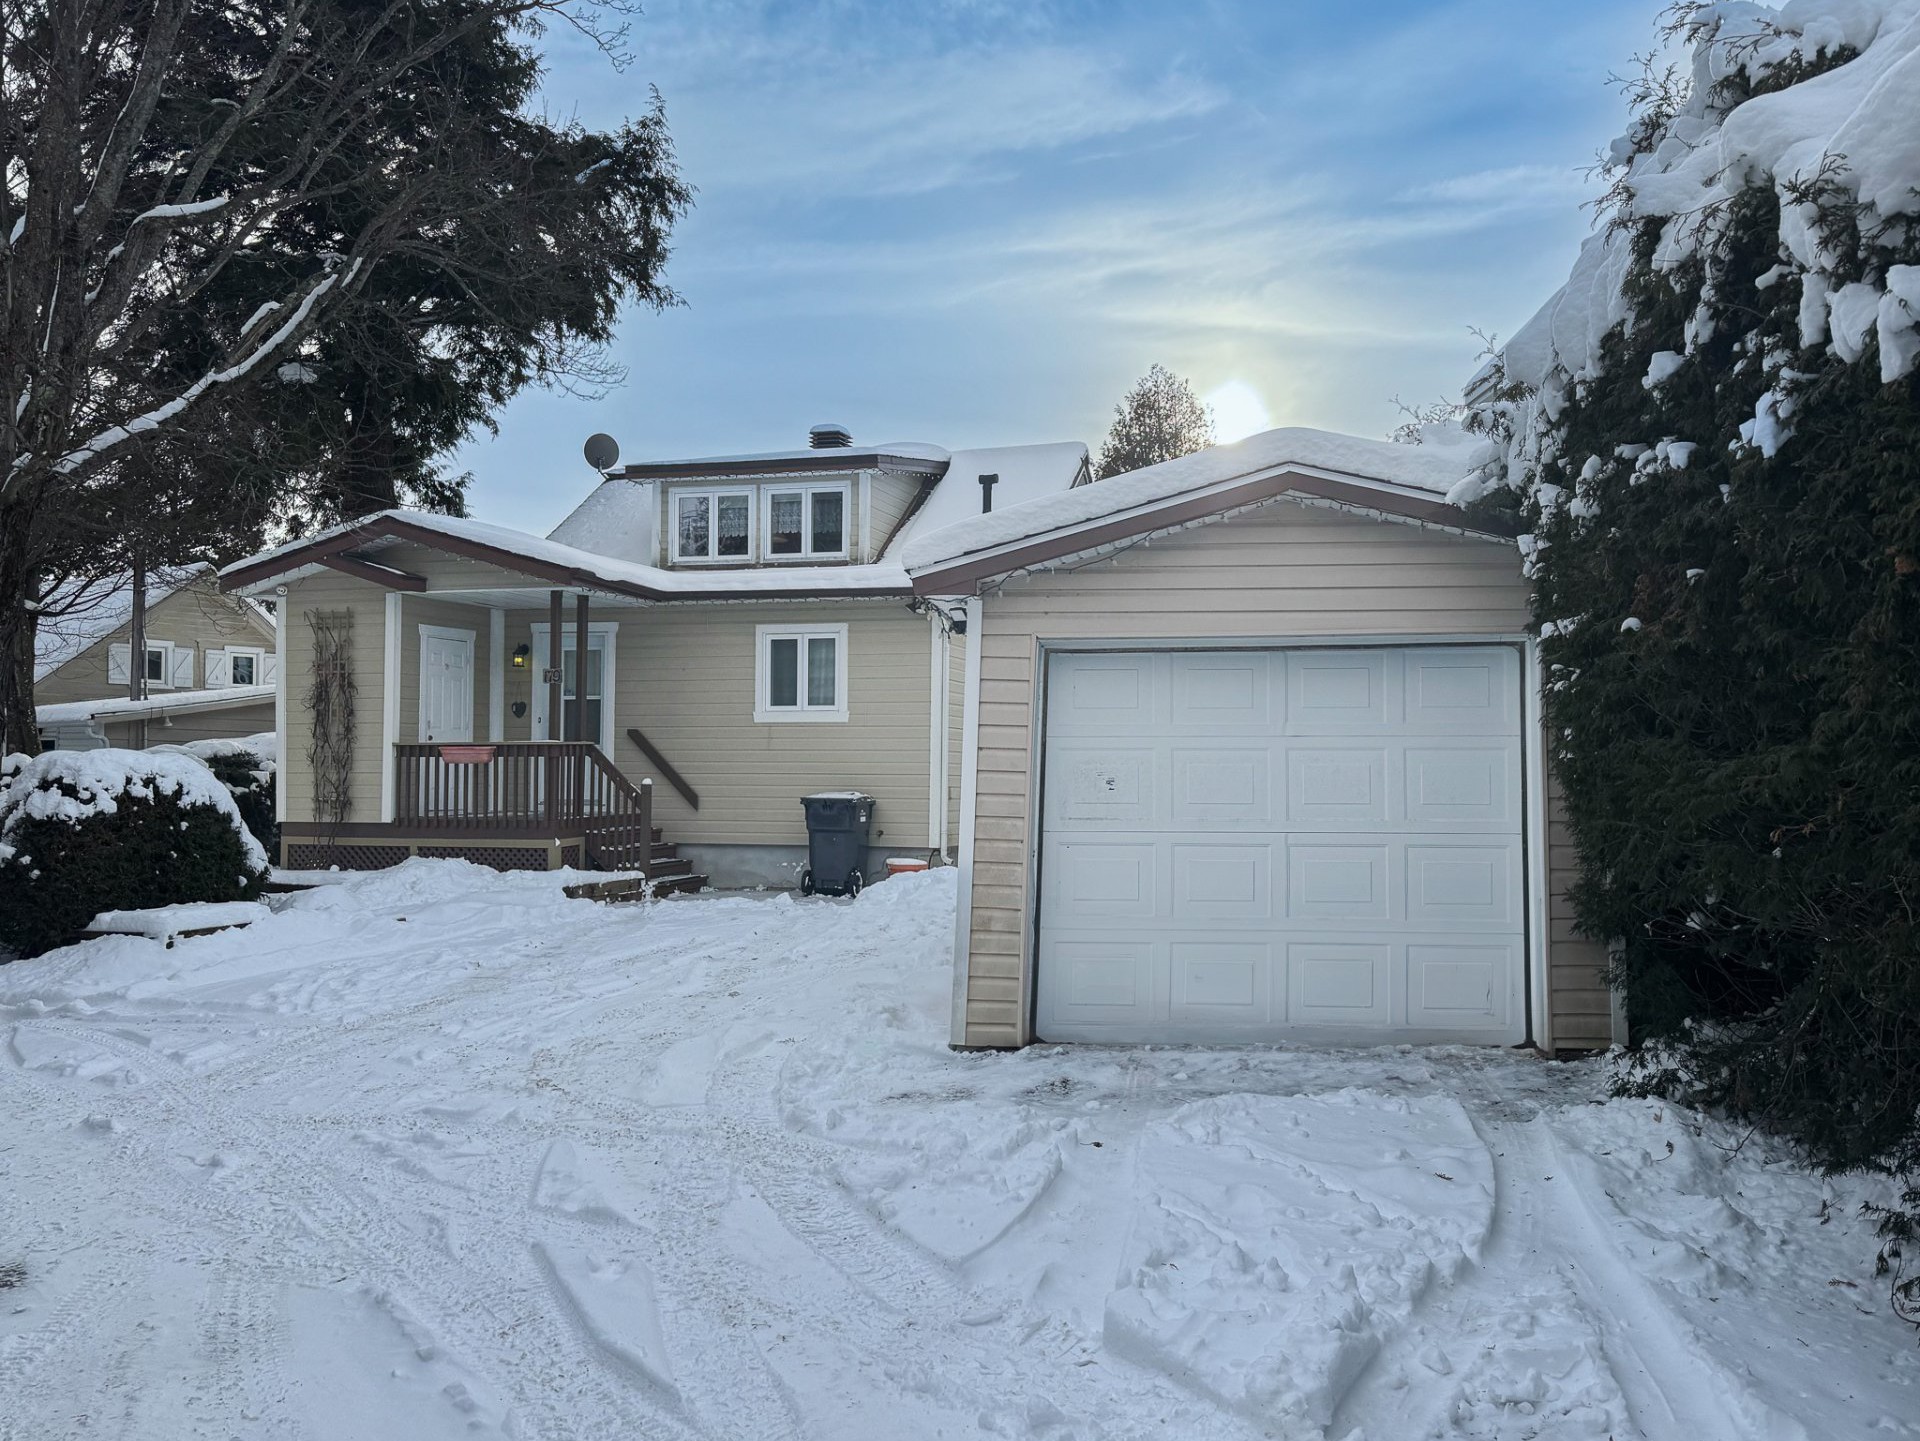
[1036,646,1527,1045]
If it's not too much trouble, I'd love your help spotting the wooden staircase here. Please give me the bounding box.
[585,823,706,895]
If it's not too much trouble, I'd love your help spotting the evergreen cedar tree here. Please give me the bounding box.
[1460,26,1920,1261]
[0,774,268,958]
[0,0,691,754]
[1095,365,1216,479]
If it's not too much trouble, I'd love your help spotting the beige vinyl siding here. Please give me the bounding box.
[497,599,936,849]
[280,574,390,823]
[955,500,1611,1050]
[867,472,926,557]
[36,573,275,708]
[1546,774,1613,1049]
[397,595,491,742]
[101,702,275,749]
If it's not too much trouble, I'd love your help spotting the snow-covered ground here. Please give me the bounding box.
[1,863,1914,1440]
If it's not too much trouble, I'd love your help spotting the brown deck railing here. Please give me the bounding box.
[392,741,652,874]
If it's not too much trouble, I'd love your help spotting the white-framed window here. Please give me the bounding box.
[228,649,261,686]
[764,483,849,560]
[755,623,848,723]
[672,488,754,563]
[112,639,191,689]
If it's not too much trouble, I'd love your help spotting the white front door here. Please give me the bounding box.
[530,627,614,750]
[419,628,475,742]
[1035,645,1527,1046]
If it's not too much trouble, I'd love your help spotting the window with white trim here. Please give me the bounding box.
[144,644,170,684]
[228,647,263,686]
[765,484,848,559]
[673,488,754,562]
[755,623,848,722]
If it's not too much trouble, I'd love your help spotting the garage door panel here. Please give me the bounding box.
[1288,942,1392,1026]
[1049,745,1159,826]
[1404,744,1518,828]
[1287,649,1395,733]
[1286,745,1389,826]
[1172,843,1273,921]
[1406,943,1515,1029]
[1045,939,1154,1024]
[1170,653,1270,731]
[1406,843,1520,928]
[1286,842,1391,922]
[1038,646,1527,1047]
[1171,746,1273,825]
[1049,840,1159,920]
[1170,940,1274,1023]
[1054,653,1155,732]
[1406,648,1521,733]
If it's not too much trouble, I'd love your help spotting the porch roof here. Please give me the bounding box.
[218,510,914,603]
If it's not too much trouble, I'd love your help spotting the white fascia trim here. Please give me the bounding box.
[488,609,505,742]
[859,470,873,560]
[910,462,1502,580]
[273,598,288,823]
[949,595,984,1047]
[379,593,402,822]
[1523,636,1552,1053]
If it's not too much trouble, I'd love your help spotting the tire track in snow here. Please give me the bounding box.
[7,1018,702,1441]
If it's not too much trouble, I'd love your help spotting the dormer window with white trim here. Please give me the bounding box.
[765,483,848,560]
[673,489,753,563]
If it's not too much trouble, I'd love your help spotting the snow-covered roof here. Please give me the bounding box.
[900,426,1481,575]
[885,442,1089,554]
[37,684,276,726]
[546,479,658,564]
[222,511,915,599]
[615,440,950,474]
[33,566,208,681]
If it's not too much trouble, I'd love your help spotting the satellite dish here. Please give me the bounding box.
[583,433,620,471]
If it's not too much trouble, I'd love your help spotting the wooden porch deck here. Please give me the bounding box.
[279,741,705,892]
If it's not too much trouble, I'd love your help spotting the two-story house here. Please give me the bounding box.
[215,427,1089,888]
[34,566,279,751]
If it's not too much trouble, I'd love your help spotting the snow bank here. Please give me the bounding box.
[87,901,271,940]
[0,747,266,872]
[902,426,1480,575]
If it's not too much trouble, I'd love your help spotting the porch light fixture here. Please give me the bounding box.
[511,643,531,669]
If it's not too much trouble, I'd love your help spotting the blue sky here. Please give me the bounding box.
[458,0,1661,533]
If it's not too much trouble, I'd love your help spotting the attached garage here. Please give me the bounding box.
[1038,645,1526,1045]
[903,429,1616,1054]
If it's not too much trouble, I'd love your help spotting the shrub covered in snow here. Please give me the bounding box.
[1458,0,1920,1258]
[159,738,278,855]
[0,750,268,958]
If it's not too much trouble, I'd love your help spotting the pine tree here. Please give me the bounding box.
[1094,365,1215,479]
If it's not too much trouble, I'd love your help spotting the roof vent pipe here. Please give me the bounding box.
[809,423,853,449]
[979,472,999,513]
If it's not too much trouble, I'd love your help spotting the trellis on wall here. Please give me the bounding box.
[305,609,356,838]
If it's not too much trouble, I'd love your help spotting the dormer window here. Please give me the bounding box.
[674,489,753,562]
[765,484,848,560]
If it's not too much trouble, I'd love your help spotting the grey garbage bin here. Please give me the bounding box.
[800,792,874,897]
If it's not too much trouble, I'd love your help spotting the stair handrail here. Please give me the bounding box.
[624,727,699,811]
[580,745,652,878]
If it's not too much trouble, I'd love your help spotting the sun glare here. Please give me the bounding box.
[1204,379,1271,445]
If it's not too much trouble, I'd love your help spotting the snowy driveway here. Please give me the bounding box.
[2,864,1914,1440]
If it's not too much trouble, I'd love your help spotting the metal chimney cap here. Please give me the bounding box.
[808,423,853,449]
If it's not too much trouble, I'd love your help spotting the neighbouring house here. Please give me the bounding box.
[900,428,1614,1055]
[217,426,1090,891]
[34,566,279,752]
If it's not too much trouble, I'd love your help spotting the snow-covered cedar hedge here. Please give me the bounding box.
[1455,0,1920,1266]
[157,736,278,854]
[0,750,268,957]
